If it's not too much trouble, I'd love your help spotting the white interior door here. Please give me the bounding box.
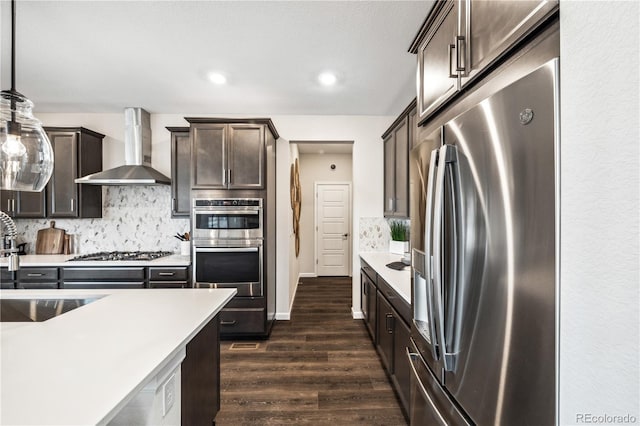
[315,183,351,276]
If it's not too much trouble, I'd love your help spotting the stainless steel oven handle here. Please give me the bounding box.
[195,247,259,253]
[195,209,259,215]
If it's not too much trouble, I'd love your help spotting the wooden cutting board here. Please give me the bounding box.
[35,221,66,254]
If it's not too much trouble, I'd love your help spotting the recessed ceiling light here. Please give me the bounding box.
[208,72,227,85]
[318,72,337,86]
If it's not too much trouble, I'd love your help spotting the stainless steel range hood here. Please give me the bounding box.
[75,108,171,185]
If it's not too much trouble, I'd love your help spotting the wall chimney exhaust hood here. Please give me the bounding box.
[75,108,170,185]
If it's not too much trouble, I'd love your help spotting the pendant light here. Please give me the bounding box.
[0,0,53,192]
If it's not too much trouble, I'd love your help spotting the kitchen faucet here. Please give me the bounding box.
[0,211,20,271]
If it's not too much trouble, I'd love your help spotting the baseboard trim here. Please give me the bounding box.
[275,312,291,321]
[352,308,364,320]
[299,272,317,278]
[276,273,301,321]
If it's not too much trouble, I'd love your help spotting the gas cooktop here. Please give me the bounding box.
[68,251,173,261]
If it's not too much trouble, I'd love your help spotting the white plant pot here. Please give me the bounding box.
[389,240,408,255]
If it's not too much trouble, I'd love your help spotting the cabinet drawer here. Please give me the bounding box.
[360,261,376,283]
[377,276,411,327]
[149,281,189,289]
[1,268,15,282]
[16,282,59,289]
[63,267,145,281]
[17,267,58,281]
[219,308,265,335]
[149,267,188,281]
[63,281,145,289]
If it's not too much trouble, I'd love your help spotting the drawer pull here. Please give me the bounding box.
[221,320,238,326]
[158,272,175,276]
[27,273,45,277]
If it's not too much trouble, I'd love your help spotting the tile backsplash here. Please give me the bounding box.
[359,217,390,252]
[13,186,190,254]
[358,217,410,252]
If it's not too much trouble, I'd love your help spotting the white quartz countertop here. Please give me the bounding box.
[0,288,236,425]
[0,254,190,267]
[359,251,411,303]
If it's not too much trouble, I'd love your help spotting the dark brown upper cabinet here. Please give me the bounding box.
[1,128,103,219]
[0,190,46,218]
[185,118,279,190]
[45,127,104,218]
[410,0,558,124]
[166,127,191,217]
[382,100,416,218]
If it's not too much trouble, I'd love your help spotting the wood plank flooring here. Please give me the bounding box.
[216,277,408,425]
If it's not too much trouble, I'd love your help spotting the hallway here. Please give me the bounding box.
[216,277,407,425]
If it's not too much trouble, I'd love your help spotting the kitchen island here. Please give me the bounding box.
[0,287,235,425]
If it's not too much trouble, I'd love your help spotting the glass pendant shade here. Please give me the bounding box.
[0,90,54,192]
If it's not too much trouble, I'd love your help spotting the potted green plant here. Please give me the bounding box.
[389,220,409,255]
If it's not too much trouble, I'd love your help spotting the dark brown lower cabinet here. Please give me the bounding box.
[392,313,411,412]
[62,267,145,289]
[15,267,60,289]
[362,272,377,341]
[0,268,15,289]
[219,307,266,335]
[148,266,190,288]
[182,315,220,425]
[361,265,411,419]
[376,292,395,373]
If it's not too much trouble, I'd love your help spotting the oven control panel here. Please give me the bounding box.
[194,199,262,207]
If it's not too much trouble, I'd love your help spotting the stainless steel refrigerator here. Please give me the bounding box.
[408,55,559,424]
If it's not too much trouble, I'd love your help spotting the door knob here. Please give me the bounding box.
[343,233,349,237]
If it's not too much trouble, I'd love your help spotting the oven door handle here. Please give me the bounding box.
[195,247,259,253]
[195,210,259,215]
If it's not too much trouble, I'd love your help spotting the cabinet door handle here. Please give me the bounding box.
[11,198,15,213]
[448,43,457,78]
[228,169,232,185]
[171,198,175,211]
[222,168,227,185]
[70,198,75,211]
[386,313,394,334]
[221,320,237,326]
[158,272,175,277]
[456,35,466,73]
[27,273,45,277]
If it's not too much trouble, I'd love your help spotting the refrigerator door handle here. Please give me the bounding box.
[442,150,463,371]
[423,148,440,361]
[432,145,450,370]
[407,348,449,426]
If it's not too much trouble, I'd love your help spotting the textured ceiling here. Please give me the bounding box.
[0,1,433,116]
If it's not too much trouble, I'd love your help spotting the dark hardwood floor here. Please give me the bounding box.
[216,277,408,425]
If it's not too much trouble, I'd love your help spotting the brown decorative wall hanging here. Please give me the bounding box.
[290,158,302,257]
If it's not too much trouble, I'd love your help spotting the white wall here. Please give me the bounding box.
[297,152,353,275]
[269,116,391,317]
[287,143,301,318]
[559,2,639,424]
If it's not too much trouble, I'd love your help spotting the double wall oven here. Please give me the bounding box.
[192,198,263,297]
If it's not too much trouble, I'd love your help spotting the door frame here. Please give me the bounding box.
[314,181,353,277]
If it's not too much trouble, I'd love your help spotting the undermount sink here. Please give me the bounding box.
[0,297,103,322]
